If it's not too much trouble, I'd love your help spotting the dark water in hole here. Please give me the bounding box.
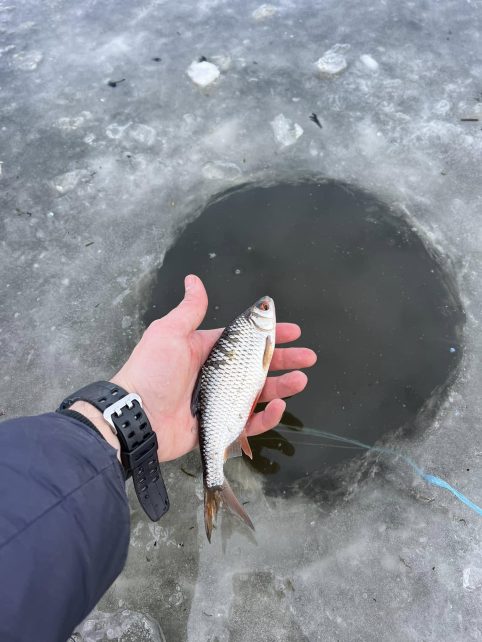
[144,181,464,494]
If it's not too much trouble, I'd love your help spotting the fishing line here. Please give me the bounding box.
[255,437,363,450]
[274,425,482,518]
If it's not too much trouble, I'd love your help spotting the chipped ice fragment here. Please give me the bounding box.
[57,116,86,130]
[360,54,379,71]
[53,169,92,195]
[463,567,482,591]
[202,160,241,180]
[309,140,320,156]
[315,44,350,76]
[252,4,277,20]
[12,50,43,70]
[210,54,231,71]
[187,60,220,87]
[270,114,303,147]
[106,122,131,139]
[74,608,165,642]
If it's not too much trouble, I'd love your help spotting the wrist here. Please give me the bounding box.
[70,400,121,458]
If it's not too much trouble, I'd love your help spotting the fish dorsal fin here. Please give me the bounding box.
[263,335,274,370]
[224,438,243,461]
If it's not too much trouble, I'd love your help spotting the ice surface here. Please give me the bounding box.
[1,0,482,640]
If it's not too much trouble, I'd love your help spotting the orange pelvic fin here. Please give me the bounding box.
[240,430,253,459]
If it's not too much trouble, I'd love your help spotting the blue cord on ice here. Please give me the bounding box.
[278,426,482,517]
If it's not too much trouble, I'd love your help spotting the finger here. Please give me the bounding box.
[259,371,308,402]
[275,323,301,344]
[164,275,208,334]
[270,347,317,371]
[246,399,286,437]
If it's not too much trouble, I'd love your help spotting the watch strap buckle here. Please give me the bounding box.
[103,393,142,432]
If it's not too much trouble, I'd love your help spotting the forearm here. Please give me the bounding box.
[0,412,130,642]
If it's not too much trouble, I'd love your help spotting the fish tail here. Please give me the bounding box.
[204,486,222,542]
[204,480,255,542]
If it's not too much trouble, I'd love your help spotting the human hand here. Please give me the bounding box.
[111,275,317,462]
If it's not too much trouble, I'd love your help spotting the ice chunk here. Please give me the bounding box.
[252,4,277,21]
[105,123,131,140]
[463,567,482,591]
[74,609,166,641]
[202,160,242,180]
[52,169,92,195]
[186,60,220,87]
[270,113,303,147]
[360,54,379,71]
[210,54,231,71]
[315,44,350,76]
[12,50,43,70]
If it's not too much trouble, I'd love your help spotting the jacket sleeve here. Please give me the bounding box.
[0,412,130,642]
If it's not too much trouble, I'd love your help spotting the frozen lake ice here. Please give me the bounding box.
[1,0,482,640]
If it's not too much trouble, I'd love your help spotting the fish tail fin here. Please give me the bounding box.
[203,480,255,542]
[204,487,222,543]
[221,478,255,532]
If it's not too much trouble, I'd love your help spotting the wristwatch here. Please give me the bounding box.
[57,381,169,521]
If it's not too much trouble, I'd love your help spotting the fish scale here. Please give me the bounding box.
[192,296,276,541]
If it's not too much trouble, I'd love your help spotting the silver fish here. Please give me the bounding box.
[191,296,276,541]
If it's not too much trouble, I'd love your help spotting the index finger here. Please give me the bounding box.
[275,323,301,344]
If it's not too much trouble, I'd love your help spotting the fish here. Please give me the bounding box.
[191,295,276,541]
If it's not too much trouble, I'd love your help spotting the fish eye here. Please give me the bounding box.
[258,301,270,311]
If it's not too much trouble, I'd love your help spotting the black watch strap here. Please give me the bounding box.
[57,381,169,521]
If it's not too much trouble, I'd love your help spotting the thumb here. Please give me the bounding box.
[166,274,208,333]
